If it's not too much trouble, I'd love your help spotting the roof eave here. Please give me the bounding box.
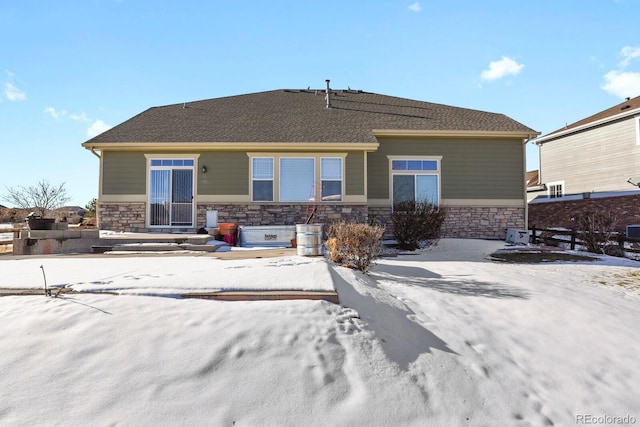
[81,141,380,151]
[372,129,539,139]
[534,106,640,145]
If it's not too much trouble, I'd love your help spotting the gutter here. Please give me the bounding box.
[372,129,539,139]
[81,141,380,151]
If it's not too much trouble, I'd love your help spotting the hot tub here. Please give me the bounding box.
[238,225,296,247]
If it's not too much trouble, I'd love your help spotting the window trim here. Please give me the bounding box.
[388,156,442,207]
[636,116,640,145]
[146,156,196,228]
[547,180,564,198]
[248,153,346,203]
[320,157,343,202]
[251,157,275,202]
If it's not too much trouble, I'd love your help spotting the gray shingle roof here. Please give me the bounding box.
[84,89,537,144]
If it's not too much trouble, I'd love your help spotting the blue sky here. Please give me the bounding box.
[1,0,640,206]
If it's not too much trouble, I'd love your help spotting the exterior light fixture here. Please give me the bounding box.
[201,165,207,173]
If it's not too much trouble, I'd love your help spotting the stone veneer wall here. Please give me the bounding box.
[98,202,146,232]
[98,201,522,239]
[442,206,525,239]
[528,194,640,231]
[368,206,394,239]
[365,205,523,239]
[196,204,368,229]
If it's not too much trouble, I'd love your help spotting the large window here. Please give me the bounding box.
[391,158,440,206]
[280,158,315,202]
[252,157,274,201]
[250,155,344,202]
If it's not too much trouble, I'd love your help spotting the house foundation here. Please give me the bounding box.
[97,202,522,240]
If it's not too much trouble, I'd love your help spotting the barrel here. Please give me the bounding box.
[296,224,323,256]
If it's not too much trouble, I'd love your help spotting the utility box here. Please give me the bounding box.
[626,225,640,239]
[506,228,530,245]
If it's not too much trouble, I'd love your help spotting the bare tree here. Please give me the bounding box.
[3,180,70,217]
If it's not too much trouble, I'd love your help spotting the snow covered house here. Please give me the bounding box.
[82,83,538,239]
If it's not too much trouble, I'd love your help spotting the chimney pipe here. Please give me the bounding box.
[325,79,331,109]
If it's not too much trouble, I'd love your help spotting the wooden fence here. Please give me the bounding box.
[529,226,640,254]
[0,227,25,244]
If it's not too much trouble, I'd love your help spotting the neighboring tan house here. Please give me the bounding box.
[533,95,640,198]
[81,84,538,239]
[526,169,546,202]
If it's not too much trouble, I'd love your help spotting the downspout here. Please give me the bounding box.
[88,147,103,226]
[523,134,540,232]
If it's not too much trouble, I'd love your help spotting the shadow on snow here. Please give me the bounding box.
[329,266,457,371]
[370,264,528,300]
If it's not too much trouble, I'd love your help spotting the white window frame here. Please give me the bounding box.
[251,157,274,202]
[320,157,343,201]
[248,154,346,203]
[388,156,442,207]
[147,157,196,228]
[547,180,564,198]
[635,116,640,145]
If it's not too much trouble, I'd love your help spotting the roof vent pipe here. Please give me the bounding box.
[325,79,331,109]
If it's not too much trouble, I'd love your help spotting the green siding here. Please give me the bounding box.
[102,152,146,194]
[368,137,524,200]
[345,152,365,195]
[198,152,249,195]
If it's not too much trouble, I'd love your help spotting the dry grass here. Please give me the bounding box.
[599,271,640,292]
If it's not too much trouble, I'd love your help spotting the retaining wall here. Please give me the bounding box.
[528,194,640,231]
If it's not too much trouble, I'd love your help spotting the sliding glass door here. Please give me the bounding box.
[149,159,194,227]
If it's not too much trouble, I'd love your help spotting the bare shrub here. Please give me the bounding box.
[0,207,26,224]
[326,222,385,272]
[574,210,617,254]
[392,201,446,251]
[2,180,70,217]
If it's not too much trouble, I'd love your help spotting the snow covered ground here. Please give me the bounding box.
[1,239,639,426]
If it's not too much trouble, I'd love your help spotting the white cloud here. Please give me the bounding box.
[480,56,524,81]
[87,119,111,137]
[408,2,421,12]
[4,82,26,101]
[43,107,111,136]
[619,46,640,67]
[70,112,91,122]
[601,70,640,98]
[3,70,26,101]
[43,107,67,120]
